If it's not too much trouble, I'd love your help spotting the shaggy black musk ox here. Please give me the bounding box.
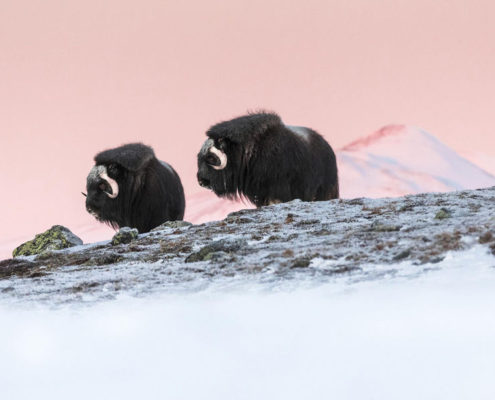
[85,143,185,232]
[197,112,339,207]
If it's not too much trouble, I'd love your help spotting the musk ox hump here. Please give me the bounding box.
[159,160,175,174]
[206,112,283,144]
[286,125,310,142]
[94,143,155,172]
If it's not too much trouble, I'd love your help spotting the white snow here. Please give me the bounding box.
[339,125,495,198]
[461,151,495,176]
[1,246,495,400]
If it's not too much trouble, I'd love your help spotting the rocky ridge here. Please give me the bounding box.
[1,187,495,304]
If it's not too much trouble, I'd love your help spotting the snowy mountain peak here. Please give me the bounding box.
[341,124,409,151]
[341,124,447,153]
[338,125,495,198]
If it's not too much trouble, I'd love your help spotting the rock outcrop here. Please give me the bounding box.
[1,187,494,304]
[12,225,83,258]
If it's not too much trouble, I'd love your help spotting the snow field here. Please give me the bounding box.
[1,246,494,400]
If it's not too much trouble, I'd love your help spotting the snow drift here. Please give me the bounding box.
[2,247,495,400]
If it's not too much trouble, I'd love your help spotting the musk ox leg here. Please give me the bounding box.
[314,181,340,201]
[329,182,340,199]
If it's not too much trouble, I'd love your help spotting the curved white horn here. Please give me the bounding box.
[209,146,227,170]
[99,170,119,199]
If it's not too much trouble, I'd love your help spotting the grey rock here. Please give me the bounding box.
[111,227,138,246]
[151,221,193,231]
[435,208,452,220]
[12,225,83,257]
[185,239,247,263]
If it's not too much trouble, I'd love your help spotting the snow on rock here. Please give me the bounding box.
[1,186,495,304]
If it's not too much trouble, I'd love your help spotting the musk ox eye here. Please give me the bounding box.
[216,138,227,150]
[205,154,219,166]
[107,164,119,176]
[98,182,107,191]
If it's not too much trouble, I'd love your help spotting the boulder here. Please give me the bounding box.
[13,225,83,257]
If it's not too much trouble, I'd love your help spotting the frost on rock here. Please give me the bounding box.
[0,187,495,304]
[151,220,192,231]
[12,225,83,258]
[185,239,247,263]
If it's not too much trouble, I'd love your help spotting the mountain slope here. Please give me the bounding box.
[338,124,495,198]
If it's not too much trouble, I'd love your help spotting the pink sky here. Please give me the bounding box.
[1,0,495,252]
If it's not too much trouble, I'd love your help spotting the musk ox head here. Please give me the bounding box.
[197,112,282,200]
[197,138,234,196]
[85,143,185,232]
[85,163,125,226]
[196,112,339,207]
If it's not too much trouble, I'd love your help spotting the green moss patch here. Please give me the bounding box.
[13,225,83,258]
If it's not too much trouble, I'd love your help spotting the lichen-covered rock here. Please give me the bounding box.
[12,225,83,257]
[111,227,139,246]
[435,208,452,220]
[185,239,247,263]
[151,220,192,231]
[370,222,401,232]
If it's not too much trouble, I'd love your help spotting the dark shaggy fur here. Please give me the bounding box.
[86,143,185,232]
[197,112,339,207]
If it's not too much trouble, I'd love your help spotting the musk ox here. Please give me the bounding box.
[197,112,339,207]
[85,143,185,233]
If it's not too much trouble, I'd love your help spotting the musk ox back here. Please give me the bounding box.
[85,143,185,233]
[197,112,339,207]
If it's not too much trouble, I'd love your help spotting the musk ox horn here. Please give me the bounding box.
[209,146,227,170]
[99,169,119,199]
